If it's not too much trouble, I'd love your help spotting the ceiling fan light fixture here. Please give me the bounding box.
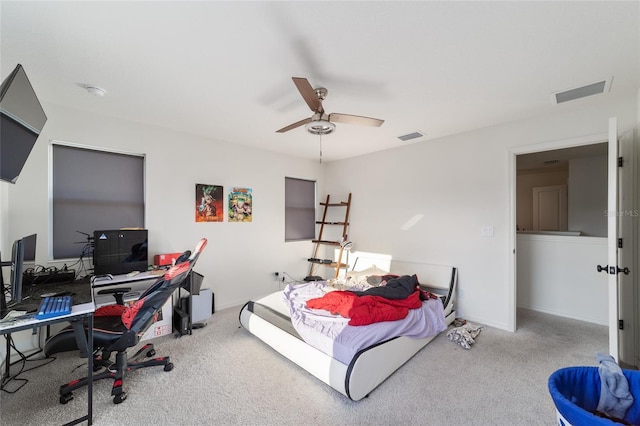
[305,119,335,135]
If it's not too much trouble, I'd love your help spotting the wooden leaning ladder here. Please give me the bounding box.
[308,193,352,279]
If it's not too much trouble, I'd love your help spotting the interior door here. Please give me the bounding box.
[617,128,637,367]
[607,117,619,360]
[532,185,568,231]
[606,117,637,363]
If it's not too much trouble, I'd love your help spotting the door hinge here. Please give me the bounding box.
[618,156,624,167]
[618,238,623,249]
[619,319,624,330]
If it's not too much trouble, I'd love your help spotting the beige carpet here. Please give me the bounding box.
[0,307,607,425]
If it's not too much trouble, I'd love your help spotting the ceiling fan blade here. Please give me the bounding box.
[329,113,384,127]
[292,77,323,113]
[276,117,312,133]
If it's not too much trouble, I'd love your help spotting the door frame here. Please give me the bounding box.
[508,132,608,332]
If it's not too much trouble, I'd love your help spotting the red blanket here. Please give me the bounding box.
[306,290,423,326]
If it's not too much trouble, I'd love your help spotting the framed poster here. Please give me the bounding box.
[228,187,252,222]
[195,184,223,222]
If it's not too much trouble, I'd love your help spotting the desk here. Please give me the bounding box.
[91,270,165,289]
[1,281,95,426]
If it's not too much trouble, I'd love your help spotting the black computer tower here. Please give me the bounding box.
[173,306,189,336]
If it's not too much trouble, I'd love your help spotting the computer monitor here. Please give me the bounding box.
[93,229,148,276]
[8,233,37,305]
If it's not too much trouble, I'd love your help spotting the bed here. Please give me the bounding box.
[239,259,457,401]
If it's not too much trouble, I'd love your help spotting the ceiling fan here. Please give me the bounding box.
[276,77,384,135]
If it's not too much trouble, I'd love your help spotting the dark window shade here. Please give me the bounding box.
[52,144,144,259]
[285,177,316,241]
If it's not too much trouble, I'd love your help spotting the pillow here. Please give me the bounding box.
[347,264,390,278]
[367,274,400,286]
[345,264,394,286]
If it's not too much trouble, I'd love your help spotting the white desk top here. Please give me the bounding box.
[0,300,95,333]
[91,270,165,288]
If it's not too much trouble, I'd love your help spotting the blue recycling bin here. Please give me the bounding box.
[548,366,640,425]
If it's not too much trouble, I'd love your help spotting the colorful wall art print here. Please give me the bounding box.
[228,187,252,222]
[195,184,223,222]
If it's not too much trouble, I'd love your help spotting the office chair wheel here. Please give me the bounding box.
[60,393,74,404]
[164,362,174,372]
[113,392,128,404]
[146,349,156,357]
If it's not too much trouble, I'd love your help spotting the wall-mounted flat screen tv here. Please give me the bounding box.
[0,64,48,184]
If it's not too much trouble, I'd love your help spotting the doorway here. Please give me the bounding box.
[515,141,609,329]
[510,128,639,367]
[508,132,610,332]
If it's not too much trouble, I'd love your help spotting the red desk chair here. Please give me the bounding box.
[44,238,207,405]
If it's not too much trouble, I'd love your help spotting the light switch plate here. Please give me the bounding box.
[481,225,494,237]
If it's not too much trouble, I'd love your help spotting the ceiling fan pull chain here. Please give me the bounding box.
[319,135,322,164]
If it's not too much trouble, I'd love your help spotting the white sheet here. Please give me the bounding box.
[283,281,447,364]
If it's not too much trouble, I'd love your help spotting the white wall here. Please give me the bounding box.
[3,94,638,333]
[516,234,607,324]
[322,94,637,330]
[568,155,608,236]
[2,102,321,311]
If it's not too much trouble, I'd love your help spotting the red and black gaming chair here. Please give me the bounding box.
[44,238,207,405]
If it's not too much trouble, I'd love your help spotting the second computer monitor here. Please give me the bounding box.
[93,229,148,276]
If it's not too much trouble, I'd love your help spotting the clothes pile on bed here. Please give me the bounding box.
[307,274,438,326]
[283,274,447,365]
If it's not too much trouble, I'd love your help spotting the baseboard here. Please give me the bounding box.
[517,304,607,326]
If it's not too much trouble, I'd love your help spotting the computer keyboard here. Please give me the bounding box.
[35,295,72,320]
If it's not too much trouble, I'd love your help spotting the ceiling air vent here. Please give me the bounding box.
[552,78,611,104]
[398,131,424,142]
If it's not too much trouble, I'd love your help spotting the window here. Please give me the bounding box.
[52,143,145,259]
[284,177,315,241]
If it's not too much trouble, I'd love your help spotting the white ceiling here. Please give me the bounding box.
[2,1,639,162]
[516,142,608,172]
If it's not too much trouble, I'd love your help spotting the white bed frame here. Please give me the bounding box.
[239,261,457,401]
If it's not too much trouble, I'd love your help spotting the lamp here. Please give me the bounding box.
[340,240,353,277]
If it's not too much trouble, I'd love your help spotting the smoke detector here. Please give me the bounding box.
[85,85,106,97]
